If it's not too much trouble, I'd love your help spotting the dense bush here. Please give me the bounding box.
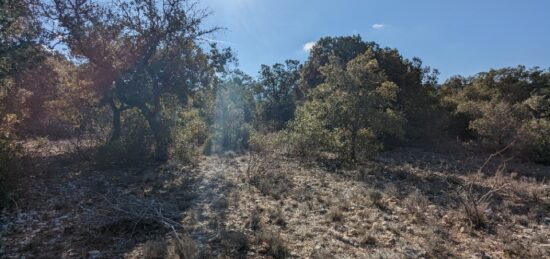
[441,66,550,163]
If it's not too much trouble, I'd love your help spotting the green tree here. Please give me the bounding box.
[301,36,442,144]
[288,50,405,161]
[257,60,302,130]
[0,0,43,207]
[1,0,43,122]
[50,0,231,161]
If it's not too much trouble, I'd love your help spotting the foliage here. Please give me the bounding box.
[172,108,208,164]
[301,35,442,144]
[441,66,550,163]
[287,50,405,161]
[49,0,232,161]
[256,60,302,131]
[0,0,548,173]
[0,0,42,208]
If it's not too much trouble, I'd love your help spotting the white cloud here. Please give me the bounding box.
[372,23,385,30]
[303,41,316,52]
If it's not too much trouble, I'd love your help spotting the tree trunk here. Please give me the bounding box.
[144,111,169,162]
[108,100,122,143]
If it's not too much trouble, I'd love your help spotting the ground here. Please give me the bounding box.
[1,141,549,258]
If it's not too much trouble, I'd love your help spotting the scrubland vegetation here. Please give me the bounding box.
[1,0,549,258]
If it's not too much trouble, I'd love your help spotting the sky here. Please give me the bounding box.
[199,0,550,82]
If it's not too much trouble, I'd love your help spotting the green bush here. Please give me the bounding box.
[172,108,208,164]
[441,66,550,164]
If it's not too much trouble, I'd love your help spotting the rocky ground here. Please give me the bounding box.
[1,141,549,258]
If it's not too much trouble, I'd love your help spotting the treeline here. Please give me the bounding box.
[1,0,549,199]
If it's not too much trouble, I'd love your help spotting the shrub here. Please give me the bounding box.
[285,101,338,158]
[0,114,22,208]
[327,206,344,222]
[248,129,288,155]
[256,230,289,259]
[166,236,199,259]
[143,240,166,259]
[172,109,208,164]
[441,66,550,164]
[95,110,154,165]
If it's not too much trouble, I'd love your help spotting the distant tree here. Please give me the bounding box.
[257,60,302,130]
[49,0,232,161]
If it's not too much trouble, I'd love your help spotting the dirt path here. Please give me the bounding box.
[181,156,241,255]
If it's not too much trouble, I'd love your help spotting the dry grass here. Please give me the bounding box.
[143,240,166,259]
[3,141,549,258]
[327,206,344,222]
[256,229,289,259]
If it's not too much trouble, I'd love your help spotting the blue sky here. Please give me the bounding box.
[200,0,550,82]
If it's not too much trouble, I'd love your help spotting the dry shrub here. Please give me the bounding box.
[166,236,199,259]
[310,249,336,259]
[457,183,491,229]
[456,181,509,229]
[268,207,286,227]
[248,157,293,200]
[367,249,405,259]
[403,189,430,220]
[142,236,198,259]
[247,206,262,231]
[327,206,344,222]
[424,229,453,258]
[257,229,289,259]
[361,233,377,246]
[369,190,385,209]
[220,230,249,253]
[143,240,166,259]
